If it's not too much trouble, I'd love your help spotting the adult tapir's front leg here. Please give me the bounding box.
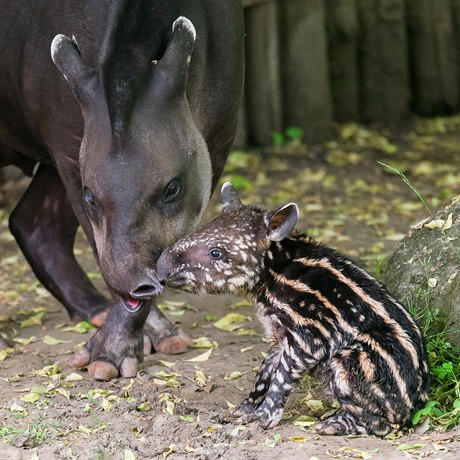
[8,164,110,324]
[10,163,190,380]
[71,299,192,380]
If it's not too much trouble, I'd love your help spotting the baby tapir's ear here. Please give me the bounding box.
[265,203,299,241]
[221,182,244,213]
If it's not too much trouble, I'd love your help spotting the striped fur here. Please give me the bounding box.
[156,184,430,436]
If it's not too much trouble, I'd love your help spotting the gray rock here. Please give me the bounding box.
[386,196,460,346]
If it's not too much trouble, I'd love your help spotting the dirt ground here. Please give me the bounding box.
[1,120,460,459]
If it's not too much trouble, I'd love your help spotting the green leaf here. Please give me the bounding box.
[194,370,207,387]
[272,131,285,146]
[137,402,151,412]
[191,336,218,349]
[62,321,96,333]
[184,348,213,362]
[20,312,45,328]
[100,397,111,412]
[87,271,102,280]
[20,393,40,403]
[285,126,303,140]
[396,443,426,452]
[224,371,247,381]
[31,363,61,377]
[55,388,71,402]
[42,335,72,345]
[13,336,37,345]
[214,313,250,332]
[265,433,281,447]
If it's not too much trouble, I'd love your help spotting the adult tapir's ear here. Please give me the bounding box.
[154,16,196,96]
[221,182,244,213]
[51,35,96,107]
[265,203,299,241]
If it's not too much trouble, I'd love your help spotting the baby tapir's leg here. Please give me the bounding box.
[239,337,315,428]
[233,345,283,417]
[315,343,399,436]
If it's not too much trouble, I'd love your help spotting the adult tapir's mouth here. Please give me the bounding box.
[122,298,144,314]
[121,271,165,313]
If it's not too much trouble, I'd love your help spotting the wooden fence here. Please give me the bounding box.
[237,0,460,146]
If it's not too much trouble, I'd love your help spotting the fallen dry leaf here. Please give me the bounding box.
[184,348,213,362]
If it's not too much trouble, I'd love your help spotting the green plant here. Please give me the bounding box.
[272,127,304,147]
[0,422,49,446]
[405,286,460,430]
[378,161,434,219]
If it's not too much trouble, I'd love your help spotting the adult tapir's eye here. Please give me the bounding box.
[83,187,96,207]
[163,178,182,203]
[209,248,224,260]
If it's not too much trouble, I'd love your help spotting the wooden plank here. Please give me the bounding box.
[245,1,282,145]
[325,0,360,121]
[242,0,274,8]
[406,0,458,114]
[358,0,410,122]
[452,0,460,103]
[233,92,248,148]
[280,0,333,142]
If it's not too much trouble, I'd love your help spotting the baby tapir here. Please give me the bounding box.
[156,182,430,436]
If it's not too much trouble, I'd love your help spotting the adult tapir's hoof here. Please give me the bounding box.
[71,347,139,380]
[89,310,109,327]
[155,333,189,354]
[71,340,142,381]
[143,328,191,355]
[143,307,192,355]
[70,300,148,381]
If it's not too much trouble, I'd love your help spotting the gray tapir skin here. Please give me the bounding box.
[0,1,244,380]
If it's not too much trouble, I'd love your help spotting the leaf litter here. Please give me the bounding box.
[1,119,460,457]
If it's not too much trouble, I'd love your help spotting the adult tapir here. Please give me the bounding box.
[0,1,244,380]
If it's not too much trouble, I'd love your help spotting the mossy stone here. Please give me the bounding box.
[386,196,460,345]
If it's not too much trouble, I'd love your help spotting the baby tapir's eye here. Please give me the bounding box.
[209,248,224,260]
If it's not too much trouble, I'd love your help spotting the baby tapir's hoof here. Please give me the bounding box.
[232,399,257,418]
[314,411,394,436]
[233,400,284,429]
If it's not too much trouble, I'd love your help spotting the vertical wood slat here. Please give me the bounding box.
[325,0,360,122]
[452,0,460,103]
[359,0,410,122]
[244,1,282,145]
[239,0,460,147]
[233,92,248,149]
[280,0,333,143]
[406,0,459,115]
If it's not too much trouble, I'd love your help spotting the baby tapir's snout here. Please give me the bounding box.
[156,249,180,283]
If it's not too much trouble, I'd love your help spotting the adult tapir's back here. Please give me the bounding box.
[0,0,243,177]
